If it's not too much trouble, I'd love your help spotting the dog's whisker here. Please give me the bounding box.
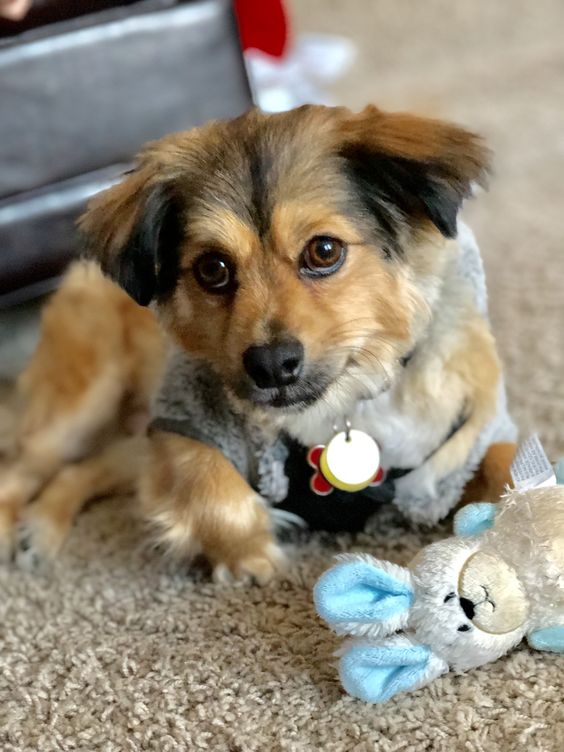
[327,339,396,371]
[327,344,395,389]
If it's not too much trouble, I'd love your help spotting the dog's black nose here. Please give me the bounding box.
[243,340,304,389]
[459,597,475,620]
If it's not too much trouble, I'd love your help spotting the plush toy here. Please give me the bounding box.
[314,457,564,703]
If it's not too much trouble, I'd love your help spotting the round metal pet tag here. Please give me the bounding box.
[319,429,381,492]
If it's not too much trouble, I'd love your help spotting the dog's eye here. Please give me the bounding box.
[194,252,236,294]
[300,236,347,277]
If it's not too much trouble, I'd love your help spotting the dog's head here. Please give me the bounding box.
[80,105,490,412]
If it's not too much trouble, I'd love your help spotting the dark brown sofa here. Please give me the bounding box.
[0,0,253,306]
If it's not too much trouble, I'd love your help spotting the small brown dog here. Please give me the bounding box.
[0,105,517,578]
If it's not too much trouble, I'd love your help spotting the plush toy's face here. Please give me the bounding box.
[409,540,529,672]
[459,551,529,632]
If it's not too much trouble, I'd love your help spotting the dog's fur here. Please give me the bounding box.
[0,105,516,577]
[0,263,164,566]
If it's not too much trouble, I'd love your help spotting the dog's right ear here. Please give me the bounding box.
[337,106,491,247]
[79,167,184,306]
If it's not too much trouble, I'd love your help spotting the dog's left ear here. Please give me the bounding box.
[78,165,183,306]
[338,105,492,241]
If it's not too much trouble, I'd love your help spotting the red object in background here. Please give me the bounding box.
[234,0,289,58]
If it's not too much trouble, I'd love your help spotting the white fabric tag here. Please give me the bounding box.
[510,434,556,490]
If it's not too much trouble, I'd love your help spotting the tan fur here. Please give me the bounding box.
[15,436,144,569]
[405,313,502,484]
[460,442,517,507]
[140,432,283,584]
[2,105,512,578]
[164,204,413,395]
[339,105,490,181]
[0,262,164,564]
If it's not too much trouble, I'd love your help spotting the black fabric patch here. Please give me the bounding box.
[278,438,396,532]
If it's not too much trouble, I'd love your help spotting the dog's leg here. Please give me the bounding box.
[0,365,126,560]
[396,316,508,522]
[0,451,60,561]
[0,262,163,562]
[460,442,517,506]
[140,431,284,584]
[15,436,143,570]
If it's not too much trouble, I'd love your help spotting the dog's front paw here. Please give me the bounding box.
[0,487,25,564]
[212,540,286,586]
[0,512,16,564]
[142,432,288,586]
[14,507,69,572]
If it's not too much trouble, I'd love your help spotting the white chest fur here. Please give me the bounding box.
[282,375,457,471]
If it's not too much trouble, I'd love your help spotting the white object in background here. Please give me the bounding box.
[245,33,356,113]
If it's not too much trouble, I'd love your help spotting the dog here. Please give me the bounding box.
[0,105,518,580]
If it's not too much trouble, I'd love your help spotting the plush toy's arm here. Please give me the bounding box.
[527,625,564,653]
[337,635,449,703]
[453,502,497,537]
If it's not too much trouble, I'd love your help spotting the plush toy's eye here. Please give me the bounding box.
[443,592,456,603]
[457,624,471,632]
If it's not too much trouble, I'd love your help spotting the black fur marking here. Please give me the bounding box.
[340,146,404,258]
[112,185,183,306]
[340,144,470,246]
[246,139,272,239]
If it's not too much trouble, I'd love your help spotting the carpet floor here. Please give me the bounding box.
[1,1,564,750]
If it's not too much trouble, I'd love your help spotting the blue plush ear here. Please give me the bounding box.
[527,626,564,653]
[453,502,497,537]
[554,459,564,485]
[314,557,413,630]
[339,639,446,703]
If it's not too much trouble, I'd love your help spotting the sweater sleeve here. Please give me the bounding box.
[150,349,289,503]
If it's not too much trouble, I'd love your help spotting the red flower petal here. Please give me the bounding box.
[370,467,386,487]
[310,471,334,496]
[307,445,325,469]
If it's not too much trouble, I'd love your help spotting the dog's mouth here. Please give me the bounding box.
[235,370,336,411]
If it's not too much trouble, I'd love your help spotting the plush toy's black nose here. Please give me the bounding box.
[459,597,475,620]
[243,340,304,389]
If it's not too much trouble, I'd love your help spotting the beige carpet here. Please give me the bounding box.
[1,2,564,750]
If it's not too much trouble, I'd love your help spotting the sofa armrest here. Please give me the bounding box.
[0,166,128,306]
[0,0,252,197]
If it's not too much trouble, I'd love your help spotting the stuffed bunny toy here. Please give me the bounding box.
[314,483,564,703]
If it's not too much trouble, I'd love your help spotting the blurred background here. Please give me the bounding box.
[1,0,563,448]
